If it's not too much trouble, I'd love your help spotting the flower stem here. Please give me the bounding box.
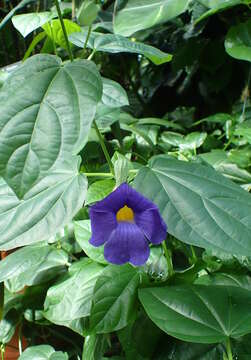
[225,338,233,360]
[54,0,74,62]
[93,120,115,176]
[162,240,174,278]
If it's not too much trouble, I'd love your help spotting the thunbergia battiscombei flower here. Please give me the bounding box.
[89,183,167,266]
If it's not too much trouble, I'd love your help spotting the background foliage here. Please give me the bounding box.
[1,0,251,359]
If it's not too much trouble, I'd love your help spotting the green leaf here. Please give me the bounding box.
[86,179,115,205]
[161,131,207,150]
[195,273,251,291]
[139,284,251,343]
[235,120,251,143]
[74,220,107,264]
[69,31,172,65]
[113,0,191,37]
[77,0,100,26]
[95,104,121,128]
[90,264,141,333]
[133,156,251,255]
[195,0,248,24]
[101,77,129,108]
[0,54,102,197]
[43,19,81,49]
[12,12,56,37]
[0,244,68,292]
[44,259,104,335]
[225,19,251,62]
[0,158,87,251]
[18,345,68,360]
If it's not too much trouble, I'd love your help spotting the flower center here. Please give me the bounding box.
[116,205,134,222]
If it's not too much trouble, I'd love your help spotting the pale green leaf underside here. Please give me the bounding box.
[139,284,251,343]
[12,12,56,37]
[0,54,102,198]
[0,158,87,250]
[69,32,172,65]
[133,156,251,255]
[113,0,191,36]
[19,345,68,360]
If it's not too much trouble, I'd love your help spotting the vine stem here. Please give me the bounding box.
[83,25,92,52]
[93,120,115,176]
[226,338,233,360]
[162,240,174,278]
[54,0,74,61]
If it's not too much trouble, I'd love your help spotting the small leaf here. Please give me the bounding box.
[18,345,68,360]
[12,12,56,37]
[74,220,107,264]
[113,0,191,37]
[85,179,115,205]
[77,0,100,26]
[101,77,129,108]
[139,284,251,343]
[43,19,81,49]
[43,259,104,335]
[225,19,251,62]
[90,264,141,333]
[69,31,172,65]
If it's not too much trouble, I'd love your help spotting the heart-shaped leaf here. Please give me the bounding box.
[139,284,251,343]
[133,155,251,255]
[0,158,87,250]
[225,19,251,62]
[0,54,102,197]
[12,12,56,37]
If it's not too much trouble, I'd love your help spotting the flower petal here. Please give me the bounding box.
[90,183,128,212]
[104,222,150,266]
[89,209,117,246]
[135,208,167,244]
[126,185,157,213]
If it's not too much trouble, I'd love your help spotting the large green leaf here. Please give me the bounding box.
[74,220,108,264]
[0,54,102,198]
[12,12,56,37]
[225,19,251,62]
[113,0,191,37]
[18,345,68,360]
[133,156,251,255]
[139,284,251,343]
[0,244,68,292]
[90,264,141,333]
[0,158,87,250]
[69,31,172,65]
[194,0,249,24]
[43,259,104,335]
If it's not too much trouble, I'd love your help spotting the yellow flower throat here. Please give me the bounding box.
[116,205,134,222]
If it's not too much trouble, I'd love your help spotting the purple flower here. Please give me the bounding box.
[89,183,167,266]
